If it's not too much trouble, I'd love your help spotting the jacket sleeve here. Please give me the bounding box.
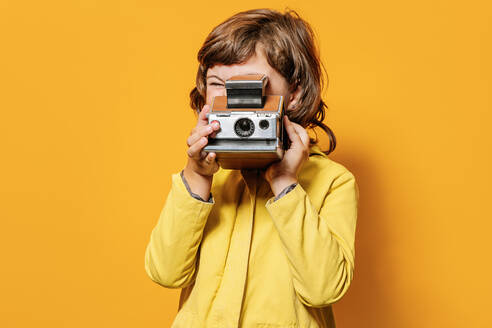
[265,171,359,308]
[144,172,214,289]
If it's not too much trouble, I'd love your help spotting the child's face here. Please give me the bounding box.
[205,44,295,111]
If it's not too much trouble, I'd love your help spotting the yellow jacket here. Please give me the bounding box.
[145,144,359,328]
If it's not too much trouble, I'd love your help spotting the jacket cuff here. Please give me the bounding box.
[180,170,213,203]
[265,182,303,212]
[172,171,215,206]
[273,183,298,201]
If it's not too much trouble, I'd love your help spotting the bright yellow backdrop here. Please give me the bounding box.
[1,0,491,327]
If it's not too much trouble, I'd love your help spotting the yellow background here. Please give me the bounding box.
[1,0,491,327]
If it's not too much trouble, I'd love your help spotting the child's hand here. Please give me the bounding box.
[264,115,310,197]
[183,104,221,199]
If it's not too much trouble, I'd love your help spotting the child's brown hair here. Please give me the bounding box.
[189,8,336,154]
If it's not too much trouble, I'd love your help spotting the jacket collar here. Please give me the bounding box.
[309,143,328,157]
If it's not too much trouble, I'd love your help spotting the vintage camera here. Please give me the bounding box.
[204,74,289,169]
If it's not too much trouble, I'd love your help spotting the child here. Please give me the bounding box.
[145,8,359,328]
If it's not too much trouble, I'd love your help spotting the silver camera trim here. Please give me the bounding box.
[206,112,279,140]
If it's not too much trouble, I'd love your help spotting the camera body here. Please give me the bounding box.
[204,74,288,169]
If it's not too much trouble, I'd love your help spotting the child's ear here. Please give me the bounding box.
[287,83,303,111]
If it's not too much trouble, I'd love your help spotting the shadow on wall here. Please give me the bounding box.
[330,145,396,328]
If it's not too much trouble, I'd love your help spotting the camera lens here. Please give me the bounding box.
[259,119,269,130]
[234,118,255,137]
